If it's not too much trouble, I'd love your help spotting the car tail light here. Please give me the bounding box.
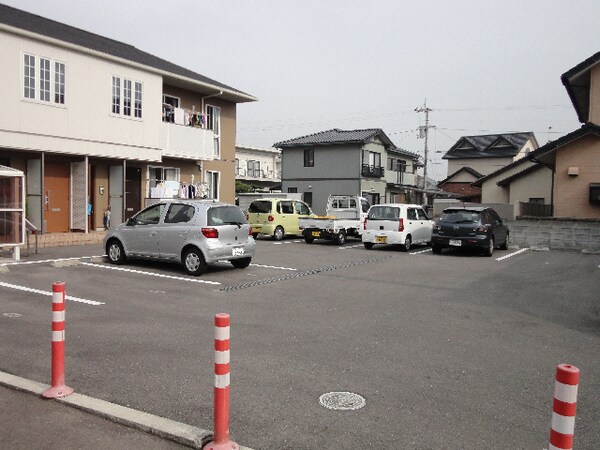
[398,218,404,232]
[363,218,367,230]
[268,215,274,222]
[249,226,253,236]
[202,227,219,238]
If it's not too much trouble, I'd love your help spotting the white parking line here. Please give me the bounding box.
[496,248,529,261]
[0,255,104,266]
[410,248,432,255]
[339,244,363,250]
[0,281,103,305]
[250,264,297,271]
[79,262,221,284]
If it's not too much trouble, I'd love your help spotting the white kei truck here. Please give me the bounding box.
[298,195,371,245]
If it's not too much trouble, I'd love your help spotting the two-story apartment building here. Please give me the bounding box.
[0,4,256,234]
[235,145,281,191]
[274,128,420,214]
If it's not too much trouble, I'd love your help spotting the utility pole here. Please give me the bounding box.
[415,100,433,196]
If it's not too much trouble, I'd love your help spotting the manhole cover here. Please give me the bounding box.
[2,313,22,318]
[319,392,366,410]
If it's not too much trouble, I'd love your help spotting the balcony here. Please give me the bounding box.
[385,170,416,186]
[361,164,384,178]
[161,105,215,160]
[236,168,281,182]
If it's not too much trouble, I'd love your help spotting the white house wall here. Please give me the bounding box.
[447,157,513,177]
[0,29,163,161]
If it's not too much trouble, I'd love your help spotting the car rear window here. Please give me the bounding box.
[368,206,399,220]
[207,206,248,226]
[440,210,481,223]
[248,201,272,213]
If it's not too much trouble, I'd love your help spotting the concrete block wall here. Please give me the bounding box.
[507,217,600,252]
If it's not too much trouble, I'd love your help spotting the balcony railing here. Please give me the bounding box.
[160,105,215,160]
[236,168,281,181]
[385,170,416,186]
[362,164,384,178]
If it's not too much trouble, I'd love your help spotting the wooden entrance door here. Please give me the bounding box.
[44,161,70,232]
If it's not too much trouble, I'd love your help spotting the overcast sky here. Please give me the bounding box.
[5,1,600,180]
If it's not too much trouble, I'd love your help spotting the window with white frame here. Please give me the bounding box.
[123,79,132,116]
[134,82,142,118]
[40,58,51,101]
[112,75,143,118]
[148,166,179,189]
[206,105,221,158]
[55,62,65,104]
[23,53,66,104]
[247,160,261,178]
[206,171,219,199]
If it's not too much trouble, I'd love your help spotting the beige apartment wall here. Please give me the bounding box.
[590,65,600,125]
[553,135,600,218]
[162,86,237,203]
[0,30,163,160]
[509,167,552,204]
[447,157,513,176]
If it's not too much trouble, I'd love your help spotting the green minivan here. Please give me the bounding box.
[247,198,314,240]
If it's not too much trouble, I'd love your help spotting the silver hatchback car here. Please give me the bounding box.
[103,200,256,275]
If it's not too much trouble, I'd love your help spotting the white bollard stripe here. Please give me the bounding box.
[551,412,575,435]
[554,381,578,403]
[215,326,230,341]
[215,350,230,364]
[215,373,230,388]
[52,311,65,322]
[52,330,65,342]
[52,291,64,303]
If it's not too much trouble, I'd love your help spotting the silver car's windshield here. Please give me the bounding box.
[208,206,247,226]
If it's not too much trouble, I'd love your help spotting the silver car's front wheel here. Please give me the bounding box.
[107,240,126,264]
[183,248,207,276]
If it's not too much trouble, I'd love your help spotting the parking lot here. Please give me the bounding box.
[1,238,599,449]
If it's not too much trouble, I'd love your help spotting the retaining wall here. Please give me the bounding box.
[507,217,600,252]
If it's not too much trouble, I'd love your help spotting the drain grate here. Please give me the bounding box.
[220,255,394,292]
[319,391,366,411]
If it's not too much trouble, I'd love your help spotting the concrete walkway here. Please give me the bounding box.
[0,371,252,449]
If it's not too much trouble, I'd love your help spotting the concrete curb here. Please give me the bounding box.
[0,371,252,449]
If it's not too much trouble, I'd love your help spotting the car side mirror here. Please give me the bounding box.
[126,218,135,226]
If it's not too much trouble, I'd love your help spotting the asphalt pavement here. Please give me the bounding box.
[0,246,252,450]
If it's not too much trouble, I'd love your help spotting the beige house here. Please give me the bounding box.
[439,132,539,201]
[472,156,553,205]
[235,145,281,191]
[518,50,600,219]
[0,4,256,235]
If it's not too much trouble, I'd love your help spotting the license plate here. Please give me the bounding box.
[311,231,320,237]
[375,235,387,243]
[232,247,244,256]
[449,239,461,246]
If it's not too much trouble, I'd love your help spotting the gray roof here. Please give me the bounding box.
[443,132,537,159]
[274,128,420,160]
[0,3,255,102]
[438,166,484,185]
[561,51,600,123]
